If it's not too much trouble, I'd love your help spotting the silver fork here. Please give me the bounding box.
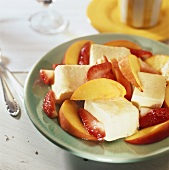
[0,74,20,117]
[0,49,22,117]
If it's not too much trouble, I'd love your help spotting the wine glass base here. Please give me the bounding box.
[29,10,68,34]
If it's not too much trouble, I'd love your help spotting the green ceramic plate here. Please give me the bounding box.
[24,33,169,163]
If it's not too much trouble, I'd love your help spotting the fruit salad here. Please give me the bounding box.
[40,39,169,145]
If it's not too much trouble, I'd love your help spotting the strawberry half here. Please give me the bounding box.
[40,69,54,85]
[130,48,153,60]
[139,108,169,129]
[78,108,105,140]
[43,90,58,118]
[52,64,60,69]
[78,41,91,65]
[87,61,115,81]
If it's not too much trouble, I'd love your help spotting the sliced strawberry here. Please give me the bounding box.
[87,61,115,81]
[52,64,60,69]
[78,42,91,65]
[78,108,105,141]
[130,48,153,60]
[139,108,169,129]
[40,69,54,85]
[43,90,58,118]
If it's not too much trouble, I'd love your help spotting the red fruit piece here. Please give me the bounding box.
[78,42,91,65]
[52,64,60,69]
[78,108,105,140]
[43,90,58,118]
[130,48,153,60]
[87,61,115,81]
[111,58,132,101]
[40,69,54,85]
[139,108,169,129]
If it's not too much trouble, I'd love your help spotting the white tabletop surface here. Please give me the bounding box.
[0,0,169,170]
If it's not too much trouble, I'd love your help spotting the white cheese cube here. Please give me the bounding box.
[131,72,167,109]
[161,61,169,82]
[84,98,139,141]
[52,65,90,102]
[90,44,130,65]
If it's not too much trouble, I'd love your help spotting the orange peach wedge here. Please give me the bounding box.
[111,58,132,101]
[118,54,143,91]
[125,120,169,144]
[104,40,141,50]
[145,55,169,73]
[71,78,126,100]
[59,100,97,141]
[62,40,93,65]
[138,58,160,74]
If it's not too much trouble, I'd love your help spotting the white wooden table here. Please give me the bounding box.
[0,0,169,170]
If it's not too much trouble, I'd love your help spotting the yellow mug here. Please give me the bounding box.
[119,0,162,28]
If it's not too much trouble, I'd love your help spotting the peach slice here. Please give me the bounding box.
[125,120,169,144]
[71,78,126,100]
[111,58,132,101]
[145,55,169,73]
[138,58,160,74]
[118,54,143,91]
[62,40,93,65]
[104,40,141,50]
[59,100,97,141]
[164,84,169,109]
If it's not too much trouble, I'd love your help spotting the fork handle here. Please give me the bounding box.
[0,75,20,117]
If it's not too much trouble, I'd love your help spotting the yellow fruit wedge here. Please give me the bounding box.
[104,40,141,50]
[62,40,93,65]
[125,120,169,144]
[145,55,169,73]
[71,78,126,100]
[59,100,97,141]
[118,54,143,91]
